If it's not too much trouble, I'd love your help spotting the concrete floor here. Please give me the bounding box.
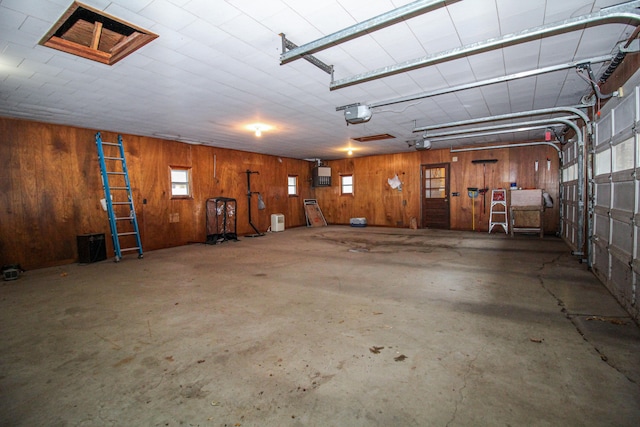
[1,226,639,426]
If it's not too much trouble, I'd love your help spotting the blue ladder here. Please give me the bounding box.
[95,132,143,262]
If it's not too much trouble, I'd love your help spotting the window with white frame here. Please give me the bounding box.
[288,175,298,196]
[341,174,353,195]
[170,167,191,197]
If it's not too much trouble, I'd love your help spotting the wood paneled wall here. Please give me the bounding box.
[0,117,560,270]
[316,144,560,233]
[0,117,313,269]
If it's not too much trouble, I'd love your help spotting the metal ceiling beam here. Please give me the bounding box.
[413,106,591,133]
[280,34,334,75]
[330,0,640,90]
[280,0,455,65]
[359,55,613,110]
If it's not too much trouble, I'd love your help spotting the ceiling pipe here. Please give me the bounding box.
[413,106,591,134]
[355,55,613,110]
[422,116,579,139]
[330,0,640,90]
[450,141,561,154]
[280,0,456,65]
[425,125,565,143]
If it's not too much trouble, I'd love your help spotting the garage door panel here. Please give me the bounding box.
[611,218,633,256]
[594,212,609,241]
[612,180,635,212]
[595,148,611,176]
[595,182,610,206]
[592,241,609,283]
[613,93,636,137]
[610,255,633,306]
[596,112,612,144]
[612,136,635,172]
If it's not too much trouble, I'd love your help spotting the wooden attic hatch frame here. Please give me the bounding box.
[39,2,158,65]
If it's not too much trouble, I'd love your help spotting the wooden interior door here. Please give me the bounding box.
[421,163,450,229]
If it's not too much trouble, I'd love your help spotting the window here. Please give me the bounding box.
[288,175,298,196]
[341,174,353,195]
[170,167,191,197]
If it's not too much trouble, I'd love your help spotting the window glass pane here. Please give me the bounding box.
[287,176,297,195]
[171,170,188,182]
[595,149,611,176]
[341,175,353,194]
[170,168,190,196]
[613,137,634,172]
[172,183,189,196]
[430,178,445,188]
[426,189,446,198]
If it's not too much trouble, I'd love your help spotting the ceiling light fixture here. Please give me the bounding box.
[246,123,272,137]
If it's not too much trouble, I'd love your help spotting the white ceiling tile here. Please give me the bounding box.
[447,0,501,44]
[18,15,52,38]
[576,25,634,57]
[180,19,231,48]
[538,32,582,67]
[1,0,66,22]
[544,0,594,23]
[435,58,475,86]
[466,50,505,80]
[496,0,545,34]
[3,43,53,63]
[1,0,634,159]
[0,6,27,29]
[227,0,289,21]
[182,0,243,26]
[102,3,157,29]
[407,8,459,54]
[108,0,155,13]
[139,0,198,31]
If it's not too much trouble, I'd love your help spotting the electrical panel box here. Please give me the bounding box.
[312,166,331,187]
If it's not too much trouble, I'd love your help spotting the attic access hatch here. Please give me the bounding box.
[39,2,158,65]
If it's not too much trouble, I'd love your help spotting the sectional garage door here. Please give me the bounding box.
[591,74,640,321]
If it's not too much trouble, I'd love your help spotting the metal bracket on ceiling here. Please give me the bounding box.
[329,0,640,91]
[576,63,618,100]
[620,38,640,53]
[280,33,334,79]
[335,102,362,112]
[279,0,456,65]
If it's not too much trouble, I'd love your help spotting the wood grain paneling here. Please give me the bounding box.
[1,117,560,270]
[0,118,314,269]
[318,144,560,233]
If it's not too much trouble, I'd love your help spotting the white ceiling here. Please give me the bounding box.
[0,0,637,160]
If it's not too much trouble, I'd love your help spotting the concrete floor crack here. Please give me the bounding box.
[537,275,637,384]
[446,346,485,427]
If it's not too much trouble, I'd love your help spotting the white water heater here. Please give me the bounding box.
[271,214,285,232]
